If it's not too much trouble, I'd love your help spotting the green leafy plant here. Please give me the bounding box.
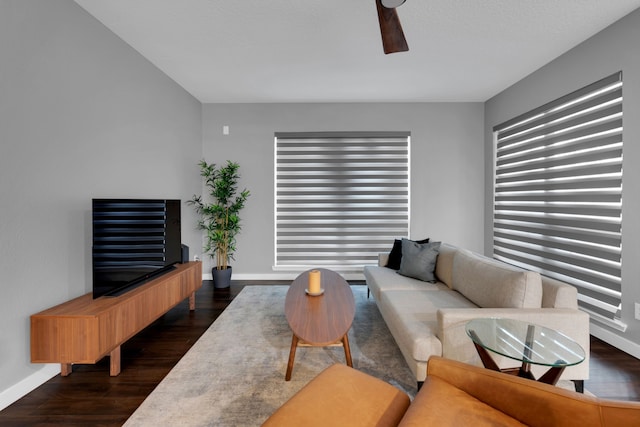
[187,160,250,270]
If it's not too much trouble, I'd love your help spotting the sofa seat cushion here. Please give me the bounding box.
[364,265,449,300]
[378,290,477,362]
[452,250,543,308]
[398,375,526,427]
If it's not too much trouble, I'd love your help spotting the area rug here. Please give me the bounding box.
[124,285,416,427]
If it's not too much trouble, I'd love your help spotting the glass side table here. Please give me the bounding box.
[465,318,585,388]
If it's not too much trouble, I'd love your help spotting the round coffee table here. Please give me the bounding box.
[465,318,585,386]
[284,268,355,381]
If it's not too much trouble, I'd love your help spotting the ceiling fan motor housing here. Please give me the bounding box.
[381,0,406,8]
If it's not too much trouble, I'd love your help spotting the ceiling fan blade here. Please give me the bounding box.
[376,0,409,54]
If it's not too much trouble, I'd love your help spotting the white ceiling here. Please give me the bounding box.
[74,0,640,103]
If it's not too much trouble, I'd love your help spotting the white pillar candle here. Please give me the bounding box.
[308,270,321,294]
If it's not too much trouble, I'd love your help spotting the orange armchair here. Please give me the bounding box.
[262,357,640,426]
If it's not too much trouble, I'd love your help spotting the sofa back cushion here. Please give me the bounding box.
[451,250,542,308]
[434,243,457,289]
[541,276,579,309]
[414,357,640,427]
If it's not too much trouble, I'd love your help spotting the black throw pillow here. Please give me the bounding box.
[385,237,430,270]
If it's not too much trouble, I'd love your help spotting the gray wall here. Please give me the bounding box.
[13,0,637,409]
[485,9,640,354]
[0,0,202,404]
[202,103,485,279]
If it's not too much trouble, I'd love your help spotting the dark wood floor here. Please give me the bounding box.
[1,282,639,426]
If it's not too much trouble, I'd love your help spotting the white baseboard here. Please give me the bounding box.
[0,364,60,411]
[590,322,640,359]
[203,272,366,281]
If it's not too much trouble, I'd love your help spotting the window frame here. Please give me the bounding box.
[492,72,625,331]
[274,131,410,273]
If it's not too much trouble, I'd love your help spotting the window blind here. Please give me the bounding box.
[275,132,410,271]
[493,72,623,326]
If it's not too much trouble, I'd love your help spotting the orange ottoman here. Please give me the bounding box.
[262,364,410,427]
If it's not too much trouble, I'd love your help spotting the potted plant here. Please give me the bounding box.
[188,160,250,288]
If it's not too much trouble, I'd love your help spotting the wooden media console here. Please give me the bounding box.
[30,261,202,376]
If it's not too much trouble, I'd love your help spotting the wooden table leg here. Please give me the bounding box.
[110,345,121,376]
[517,364,536,380]
[472,334,567,386]
[342,334,353,367]
[472,341,502,372]
[538,366,565,385]
[285,335,299,381]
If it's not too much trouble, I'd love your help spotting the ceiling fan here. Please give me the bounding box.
[376,0,409,54]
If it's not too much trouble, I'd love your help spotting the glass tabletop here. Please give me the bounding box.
[465,318,585,367]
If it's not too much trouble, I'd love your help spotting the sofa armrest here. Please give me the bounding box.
[437,308,590,381]
[378,252,390,267]
[399,357,640,427]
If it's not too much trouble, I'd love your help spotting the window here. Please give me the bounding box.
[275,132,410,271]
[493,72,624,329]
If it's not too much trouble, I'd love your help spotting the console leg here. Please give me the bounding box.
[61,363,72,376]
[189,292,196,311]
[110,346,121,376]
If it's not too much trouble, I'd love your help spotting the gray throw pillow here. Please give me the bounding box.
[398,239,441,282]
[385,237,430,270]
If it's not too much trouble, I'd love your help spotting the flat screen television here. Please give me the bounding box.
[92,199,182,299]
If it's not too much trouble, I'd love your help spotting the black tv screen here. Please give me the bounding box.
[92,199,182,299]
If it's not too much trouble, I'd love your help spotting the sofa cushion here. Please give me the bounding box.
[378,290,477,362]
[364,265,449,300]
[541,276,579,309]
[262,364,410,427]
[386,237,430,270]
[452,251,542,309]
[434,243,457,289]
[398,375,526,427]
[421,357,632,427]
[398,240,441,282]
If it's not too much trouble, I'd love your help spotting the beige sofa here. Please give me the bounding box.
[364,243,590,388]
